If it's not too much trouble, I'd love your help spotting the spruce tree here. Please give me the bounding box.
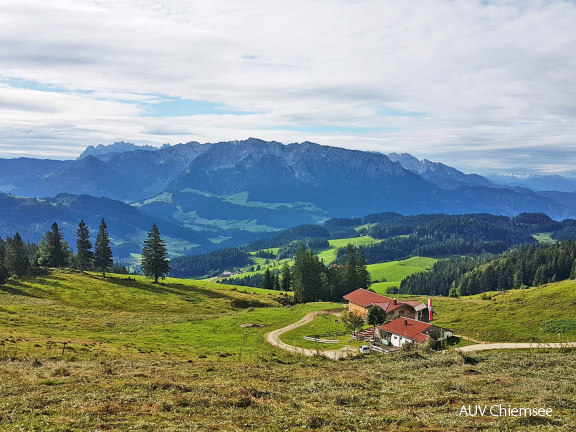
[261,268,274,290]
[356,246,371,289]
[0,241,9,285]
[141,224,170,283]
[94,218,113,277]
[292,246,326,303]
[76,219,93,272]
[281,261,292,291]
[6,233,30,277]
[38,222,68,268]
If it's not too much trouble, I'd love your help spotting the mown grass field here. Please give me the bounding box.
[316,236,381,264]
[1,348,575,430]
[368,256,438,294]
[2,271,576,430]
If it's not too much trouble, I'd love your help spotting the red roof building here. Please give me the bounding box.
[343,288,428,321]
[378,317,452,347]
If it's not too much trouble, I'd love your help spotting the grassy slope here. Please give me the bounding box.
[0,270,338,360]
[316,236,381,264]
[407,279,576,342]
[368,256,438,294]
[2,272,576,430]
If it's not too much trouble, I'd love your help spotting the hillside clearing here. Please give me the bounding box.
[0,270,336,360]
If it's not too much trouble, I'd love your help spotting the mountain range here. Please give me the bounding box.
[1,138,576,259]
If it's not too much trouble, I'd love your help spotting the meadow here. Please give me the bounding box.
[367,256,438,294]
[0,270,336,361]
[1,347,575,430]
[2,270,576,430]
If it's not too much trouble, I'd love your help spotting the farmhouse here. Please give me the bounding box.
[343,288,428,321]
[379,317,453,348]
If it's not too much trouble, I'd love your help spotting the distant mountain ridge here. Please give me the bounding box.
[78,141,170,160]
[2,138,576,258]
[387,152,495,190]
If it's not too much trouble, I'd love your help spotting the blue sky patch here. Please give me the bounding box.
[143,97,256,117]
[3,78,64,93]
[376,106,425,117]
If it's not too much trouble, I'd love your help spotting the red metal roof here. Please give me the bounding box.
[343,289,392,307]
[343,288,426,312]
[378,318,432,343]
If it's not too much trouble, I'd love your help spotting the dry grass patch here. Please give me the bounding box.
[0,350,575,431]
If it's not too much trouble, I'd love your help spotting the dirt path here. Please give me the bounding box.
[455,342,576,352]
[266,309,355,359]
[267,312,576,358]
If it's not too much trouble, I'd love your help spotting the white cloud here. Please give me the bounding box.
[0,0,575,174]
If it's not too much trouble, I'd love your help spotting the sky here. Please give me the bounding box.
[1,0,576,175]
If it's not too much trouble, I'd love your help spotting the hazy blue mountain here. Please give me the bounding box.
[485,173,576,193]
[0,158,73,195]
[1,139,576,252]
[387,152,495,189]
[0,192,213,260]
[78,141,170,161]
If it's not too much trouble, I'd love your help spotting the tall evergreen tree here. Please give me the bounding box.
[0,241,9,285]
[281,261,292,291]
[292,246,326,303]
[356,246,371,289]
[94,218,113,277]
[261,268,274,290]
[38,222,68,268]
[76,219,93,272]
[6,233,30,277]
[141,224,170,283]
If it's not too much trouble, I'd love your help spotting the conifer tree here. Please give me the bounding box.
[38,222,68,268]
[292,246,326,303]
[281,261,292,291]
[94,218,113,277]
[356,246,371,289]
[141,224,170,283]
[0,241,9,285]
[76,219,93,272]
[261,268,274,290]
[6,233,30,277]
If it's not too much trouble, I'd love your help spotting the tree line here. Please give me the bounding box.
[399,240,576,297]
[170,248,250,278]
[0,219,170,284]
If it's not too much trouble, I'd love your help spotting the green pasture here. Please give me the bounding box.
[316,235,382,264]
[404,279,576,343]
[368,256,438,294]
[0,270,336,361]
[279,313,364,351]
[533,232,557,244]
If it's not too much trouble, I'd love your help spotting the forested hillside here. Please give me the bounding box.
[400,240,576,296]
